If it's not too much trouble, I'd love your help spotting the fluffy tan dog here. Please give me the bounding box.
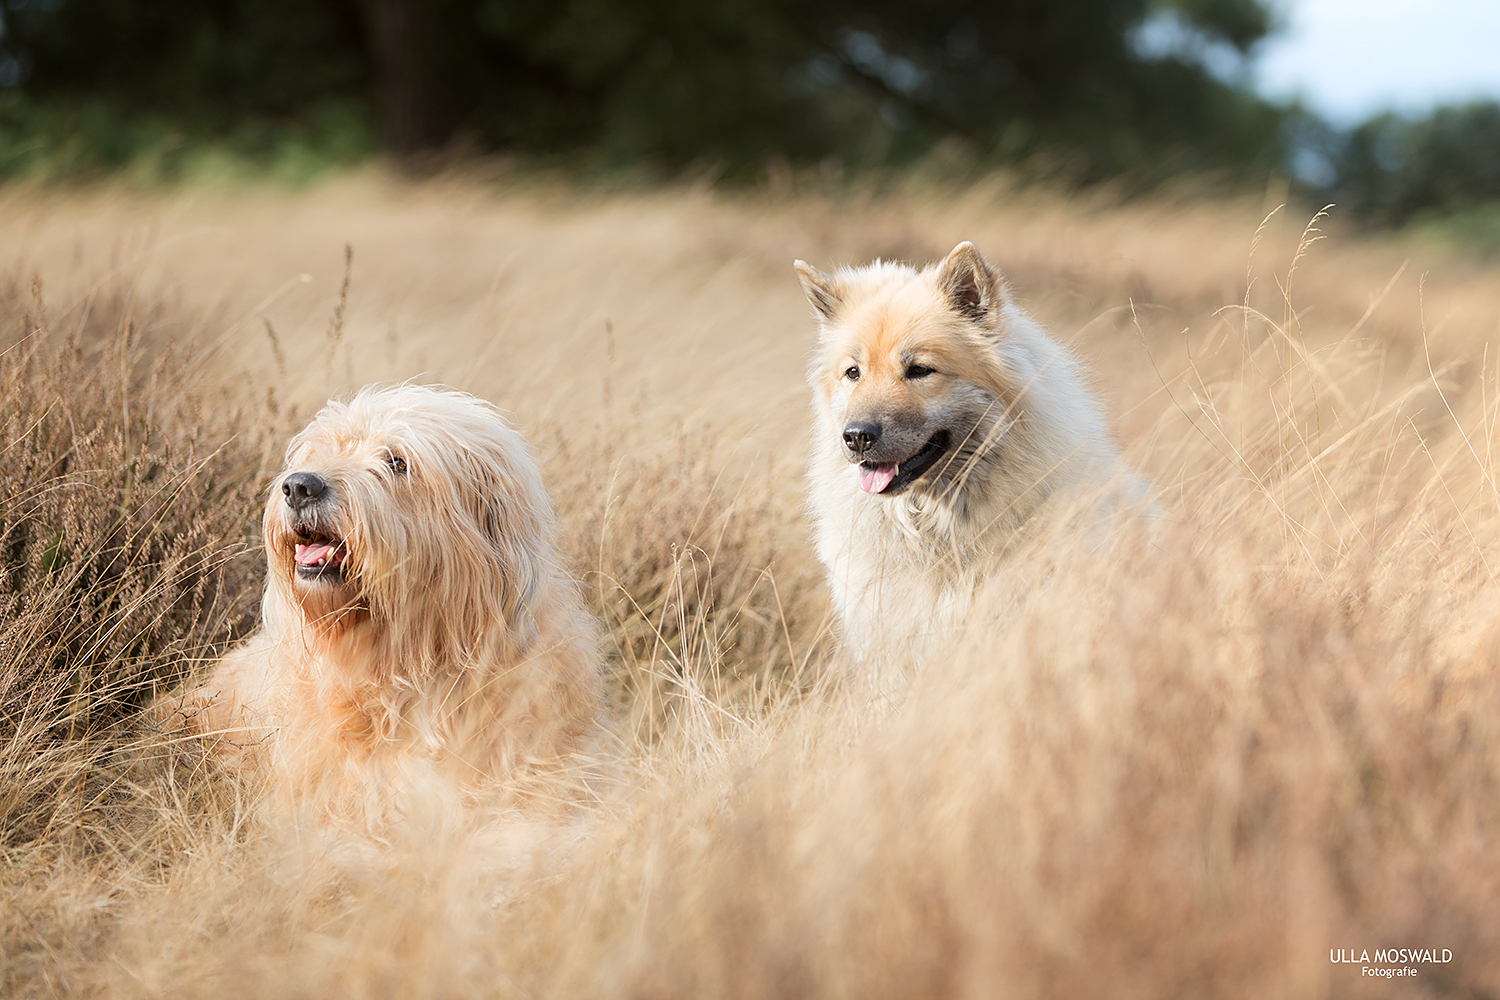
[796,242,1151,677]
[181,384,601,828]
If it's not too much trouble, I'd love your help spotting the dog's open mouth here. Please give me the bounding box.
[293,531,348,583]
[858,431,952,496]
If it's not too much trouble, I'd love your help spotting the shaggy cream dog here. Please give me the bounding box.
[180,384,601,828]
[796,242,1151,676]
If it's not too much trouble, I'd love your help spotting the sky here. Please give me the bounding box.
[1253,0,1500,123]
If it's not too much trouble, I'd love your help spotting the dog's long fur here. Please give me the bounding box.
[796,242,1149,672]
[180,384,602,828]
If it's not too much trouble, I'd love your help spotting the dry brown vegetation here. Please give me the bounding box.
[4,170,1500,997]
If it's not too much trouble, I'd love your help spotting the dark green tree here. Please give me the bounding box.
[0,0,1287,181]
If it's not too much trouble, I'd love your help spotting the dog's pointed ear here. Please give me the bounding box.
[794,260,842,323]
[937,242,1005,328]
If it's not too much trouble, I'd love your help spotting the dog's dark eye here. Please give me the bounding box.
[387,455,408,475]
[844,365,860,381]
[905,364,936,379]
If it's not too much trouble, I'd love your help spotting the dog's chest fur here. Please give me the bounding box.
[808,432,1026,667]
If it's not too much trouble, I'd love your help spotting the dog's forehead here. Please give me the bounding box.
[283,389,526,474]
[290,410,401,461]
[831,295,967,364]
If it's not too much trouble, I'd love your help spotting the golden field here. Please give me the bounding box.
[3,168,1500,997]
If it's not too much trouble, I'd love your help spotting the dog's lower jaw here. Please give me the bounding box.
[855,430,953,497]
[295,563,345,585]
[289,577,366,641]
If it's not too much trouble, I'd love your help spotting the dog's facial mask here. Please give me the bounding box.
[265,442,406,636]
[264,385,555,659]
[277,470,348,585]
[799,242,1012,497]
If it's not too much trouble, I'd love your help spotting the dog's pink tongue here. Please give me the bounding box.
[295,542,333,566]
[859,462,897,494]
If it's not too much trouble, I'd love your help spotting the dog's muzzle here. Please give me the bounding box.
[281,471,348,583]
[850,429,953,496]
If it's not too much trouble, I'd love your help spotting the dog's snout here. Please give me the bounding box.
[842,422,882,456]
[282,471,329,510]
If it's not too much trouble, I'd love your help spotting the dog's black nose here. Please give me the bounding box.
[842,422,882,456]
[282,472,328,510]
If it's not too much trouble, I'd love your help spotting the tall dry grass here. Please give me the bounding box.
[3,172,1500,997]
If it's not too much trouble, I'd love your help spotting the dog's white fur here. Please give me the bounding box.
[797,242,1150,673]
[181,384,601,828]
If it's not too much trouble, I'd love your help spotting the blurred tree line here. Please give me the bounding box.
[0,0,1498,237]
[0,0,1282,182]
[1329,102,1500,229]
